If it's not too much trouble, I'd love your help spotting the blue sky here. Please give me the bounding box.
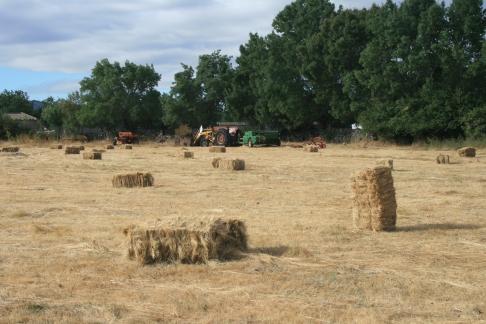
[0,0,384,100]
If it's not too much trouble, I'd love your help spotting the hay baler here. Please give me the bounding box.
[114,131,139,145]
[241,131,281,147]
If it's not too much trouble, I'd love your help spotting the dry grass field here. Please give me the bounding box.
[0,143,485,323]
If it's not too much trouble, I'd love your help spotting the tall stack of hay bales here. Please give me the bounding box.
[376,159,394,170]
[436,154,450,164]
[112,173,154,188]
[1,147,20,153]
[65,146,81,155]
[351,166,397,232]
[83,152,102,160]
[209,147,226,153]
[458,147,476,158]
[212,158,245,171]
[124,218,248,265]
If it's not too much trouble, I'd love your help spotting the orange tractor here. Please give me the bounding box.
[113,131,139,145]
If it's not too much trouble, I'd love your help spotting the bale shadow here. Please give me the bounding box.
[397,223,482,232]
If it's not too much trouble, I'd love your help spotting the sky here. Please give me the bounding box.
[0,0,384,100]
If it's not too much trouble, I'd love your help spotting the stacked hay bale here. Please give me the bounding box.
[182,151,194,159]
[303,145,319,153]
[458,147,476,158]
[1,147,20,153]
[124,218,248,265]
[50,144,63,150]
[83,152,102,160]
[106,145,114,150]
[209,147,226,153]
[351,166,397,232]
[112,173,154,188]
[376,159,394,170]
[65,146,81,155]
[436,154,450,164]
[212,158,245,171]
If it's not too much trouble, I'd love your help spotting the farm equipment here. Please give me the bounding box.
[241,131,281,147]
[310,136,327,149]
[113,131,139,145]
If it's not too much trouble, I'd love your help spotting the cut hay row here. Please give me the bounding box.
[112,173,154,188]
[1,147,20,153]
[376,159,394,170]
[65,147,81,155]
[182,151,194,159]
[50,144,63,150]
[209,146,226,153]
[212,158,245,171]
[124,219,248,265]
[437,154,450,164]
[83,152,102,160]
[303,145,319,153]
[458,147,476,158]
[352,166,397,232]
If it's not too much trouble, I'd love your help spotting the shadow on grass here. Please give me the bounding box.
[249,246,289,257]
[397,223,482,232]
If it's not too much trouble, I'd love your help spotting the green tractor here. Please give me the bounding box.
[192,123,281,147]
[241,130,281,147]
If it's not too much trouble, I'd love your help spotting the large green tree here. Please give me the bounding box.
[0,90,33,115]
[79,59,162,131]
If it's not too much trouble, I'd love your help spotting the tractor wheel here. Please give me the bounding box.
[200,138,209,147]
[214,130,229,146]
[248,139,253,148]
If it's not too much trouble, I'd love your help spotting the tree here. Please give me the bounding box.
[0,90,33,115]
[79,59,162,131]
[41,92,82,135]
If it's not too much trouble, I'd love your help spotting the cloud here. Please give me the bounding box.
[0,0,385,98]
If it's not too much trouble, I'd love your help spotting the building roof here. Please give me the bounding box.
[5,112,38,121]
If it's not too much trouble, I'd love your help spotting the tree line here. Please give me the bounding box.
[1,0,485,142]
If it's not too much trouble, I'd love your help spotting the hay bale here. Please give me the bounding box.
[436,154,450,164]
[78,146,85,151]
[376,159,394,170]
[208,219,248,260]
[65,146,81,155]
[351,166,397,232]
[124,218,248,265]
[112,173,154,188]
[50,144,63,150]
[106,145,114,150]
[92,149,106,153]
[83,152,102,160]
[212,158,245,171]
[124,145,133,150]
[2,147,20,153]
[124,227,209,265]
[209,146,226,153]
[182,151,194,159]
[303,145,319,153]
[458,147,476,158]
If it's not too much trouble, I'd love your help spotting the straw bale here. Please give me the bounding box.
[209,147,226,153]
[212,158,245,171]
[376,159,394,170]
[92,149,106,153]
[303,145,318,153]
[78,146,85,151]
[436,154,450,164]
[124,227,209,265]
[124,145,133,150]
[83,152,102,160]
[351,166,397,232]
[182,151,194,159]
[458,147,476,158]
[112,173,154,188]
[106,145,114,150]
[1,147,20,153]
[65,146,81,155]
[50,145,63,149]
[124,218,248,265]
